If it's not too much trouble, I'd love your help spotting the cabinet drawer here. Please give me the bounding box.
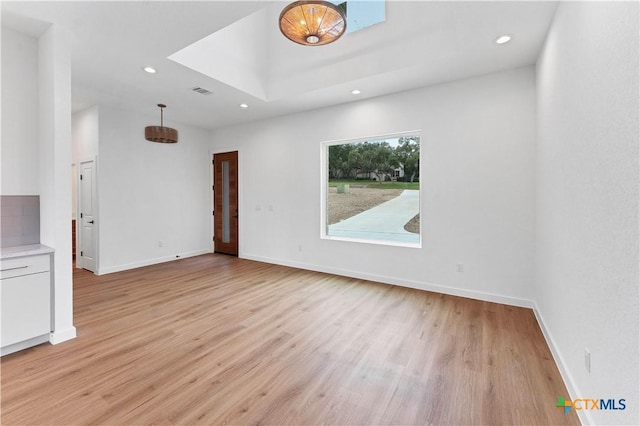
[0,255,50,280]
[1,271,51,347]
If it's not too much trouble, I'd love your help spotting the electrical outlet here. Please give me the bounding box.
[456,263,464,272]
[158,241,163,248]
[298,245,303,252]
[585,348,591,373]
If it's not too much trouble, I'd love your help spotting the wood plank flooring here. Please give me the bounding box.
[1,254,579,425]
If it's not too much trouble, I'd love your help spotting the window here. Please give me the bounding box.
[341,0,386,34]
[321,132,421,247]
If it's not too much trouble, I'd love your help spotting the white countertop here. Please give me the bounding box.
[0,244,54,260]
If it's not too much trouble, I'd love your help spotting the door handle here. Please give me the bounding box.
[87,220,94,224]
[1,265,28,272]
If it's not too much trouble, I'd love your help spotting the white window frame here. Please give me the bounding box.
[320,130,422,248]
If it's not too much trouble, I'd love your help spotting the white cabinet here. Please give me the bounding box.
[1,253,52,355]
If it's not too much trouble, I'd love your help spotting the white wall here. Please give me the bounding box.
[97,105,212,274]
[1,27,39,195]
[211,67,537,305]
[536,2,639,425]
[38,24,76,344]
[1,23,75,344]
[72,105,99,163]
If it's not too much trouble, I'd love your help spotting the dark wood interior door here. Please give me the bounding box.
[213,151,238,256]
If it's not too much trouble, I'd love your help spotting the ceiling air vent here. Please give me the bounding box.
[191,86,213,96]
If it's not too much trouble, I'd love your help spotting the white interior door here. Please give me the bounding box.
[79,160,97,273]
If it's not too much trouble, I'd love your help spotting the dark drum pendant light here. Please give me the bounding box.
[145,104,178,144]
[279,1,346,46]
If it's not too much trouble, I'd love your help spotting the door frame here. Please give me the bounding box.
[76,157,99,273]
[209,147,241,256]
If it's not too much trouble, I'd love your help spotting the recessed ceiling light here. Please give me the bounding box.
[495,35,511,45]
[143,66,157,74]
[239,103,249,109]
[351,89,361,95]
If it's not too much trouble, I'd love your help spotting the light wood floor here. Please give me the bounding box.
[1,254,579,425]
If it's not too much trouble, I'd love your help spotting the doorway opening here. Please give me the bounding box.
[71,163,77,263]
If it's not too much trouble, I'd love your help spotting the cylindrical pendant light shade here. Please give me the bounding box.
[145,125,178,144]
[145,104,178,143]
[279,1,346,46]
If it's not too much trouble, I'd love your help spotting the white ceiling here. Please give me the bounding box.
[1,1,558,130]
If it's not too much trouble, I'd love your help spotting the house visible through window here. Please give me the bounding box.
[322,132,420,247]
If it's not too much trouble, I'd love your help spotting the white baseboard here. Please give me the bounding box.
[49,326,77,345]
[1,334,50,356]
[240,254,533,308]
[97,249,213,275]
[533,304,589,426]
